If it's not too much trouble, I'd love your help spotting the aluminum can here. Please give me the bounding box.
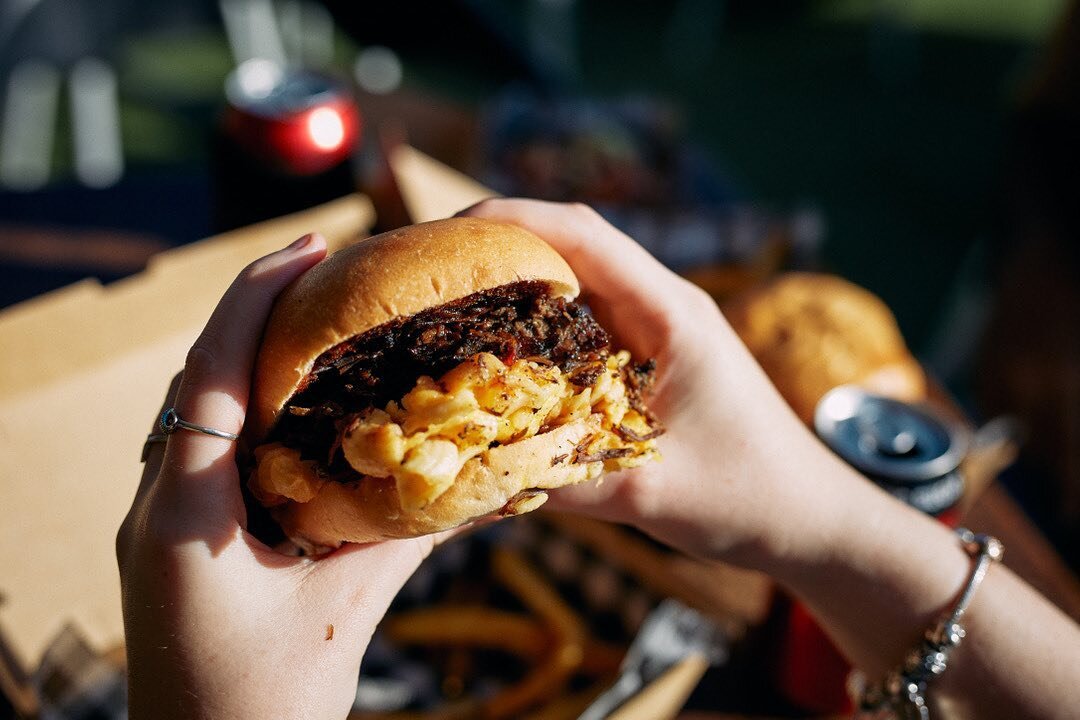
[213,59,362,231]
[814,385,968,522]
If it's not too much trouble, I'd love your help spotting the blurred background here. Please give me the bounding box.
[2,1,1079,717]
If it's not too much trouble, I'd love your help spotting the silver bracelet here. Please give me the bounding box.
[852,528,1004,720]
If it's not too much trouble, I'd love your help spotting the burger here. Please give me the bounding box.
[245,217,663,553]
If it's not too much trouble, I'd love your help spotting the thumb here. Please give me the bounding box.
[306,533,450,623]
[458,198,686,314]
[458,198,704,359]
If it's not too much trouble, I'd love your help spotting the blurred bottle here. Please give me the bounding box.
[212,59,361,231]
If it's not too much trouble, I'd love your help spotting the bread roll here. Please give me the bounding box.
[724,272,926,424]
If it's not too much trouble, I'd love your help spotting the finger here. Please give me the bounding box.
[542,478,642,527]
[458,198,686,313]
[312,528,464,593]
[457,199,703,358]
[136,370,183,498]
[162,233,327,485]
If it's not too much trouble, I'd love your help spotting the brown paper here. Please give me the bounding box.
[0,194,374,671]
[389,144,496,223]
[607,655,710,720]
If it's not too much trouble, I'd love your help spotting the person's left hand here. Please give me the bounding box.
[116,234,441,720]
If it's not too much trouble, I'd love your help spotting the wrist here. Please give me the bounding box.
[742,430,873,576]
[125,619,368,720]
[768,477,973,678]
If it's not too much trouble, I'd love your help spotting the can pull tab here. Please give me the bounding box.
[857,413,918,457]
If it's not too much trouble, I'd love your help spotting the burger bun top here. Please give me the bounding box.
[249,217,580,442]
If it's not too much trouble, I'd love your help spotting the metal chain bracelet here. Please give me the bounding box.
[851,528,1004,720]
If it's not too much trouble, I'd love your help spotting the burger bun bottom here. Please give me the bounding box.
[275,416,607,554]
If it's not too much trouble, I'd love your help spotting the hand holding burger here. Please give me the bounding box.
[245,216,664,552]
[458,201,1080,720]
[118,234,450,720]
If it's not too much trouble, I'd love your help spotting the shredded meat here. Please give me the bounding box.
[574,447,635,464]
[273,282,617,464]
[615,423,665,443]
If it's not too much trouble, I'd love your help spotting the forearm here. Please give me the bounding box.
[455,198,1080,717]
[768,465,1080,720]
[122,588,373,720]
[935,564,1080,719]
[767,468,971,679]
[629,349,1080,718]
[126,638,364,720]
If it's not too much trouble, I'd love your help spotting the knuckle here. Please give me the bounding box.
[115,518,131,566]
[227,257,274,297]
[184,341,220,378]
[409,536,436,566]
[570,201,601,223]
[469,197,501,215]
[684,282,720,316]
[613,464,664,522]
[663,278,717,320]
[237,258,267,284]
[115,507,149,569]
[571,203,624,248]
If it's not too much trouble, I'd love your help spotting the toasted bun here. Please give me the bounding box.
[724,272,926,424]
[249,217,580,443]
[274,417,605,553]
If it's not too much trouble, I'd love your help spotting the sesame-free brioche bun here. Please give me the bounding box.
[249,217,579,444]
[724,272,926,425]
[244,216,657,553]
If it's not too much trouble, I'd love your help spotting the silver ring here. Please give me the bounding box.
[160,408,240,441]
[140,408,239,463]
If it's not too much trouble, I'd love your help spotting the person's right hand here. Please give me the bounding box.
[461,201,1080,720]
[459,199,860,573]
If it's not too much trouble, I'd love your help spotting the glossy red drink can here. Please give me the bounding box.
[214,60,362,231]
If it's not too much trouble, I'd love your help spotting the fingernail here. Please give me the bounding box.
[287,233,314,251]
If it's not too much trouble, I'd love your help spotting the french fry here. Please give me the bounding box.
[370,540,633,719]
[384,606,550,660]
[491,546,587,650]
[384,604,623,672]
[481,547,588,719]
[482,655,578,720]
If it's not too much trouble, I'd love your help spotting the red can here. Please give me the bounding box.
[213,60,363,231]
[774,386,969,715]
[224,59,361,176]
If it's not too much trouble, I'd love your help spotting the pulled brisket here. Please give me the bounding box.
[272,281,624,462]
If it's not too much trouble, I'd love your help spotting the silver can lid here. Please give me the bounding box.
[225,59,343,118]
[814,385,969,485]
